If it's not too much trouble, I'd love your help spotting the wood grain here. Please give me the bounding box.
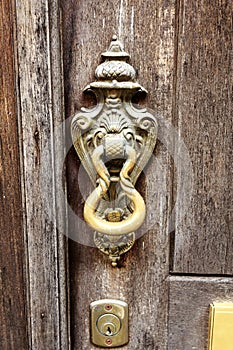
[172,0,233,274]
[62,0,176,348]
[15,0,70,348]
[0,0,28,349]
[168,276,233,350]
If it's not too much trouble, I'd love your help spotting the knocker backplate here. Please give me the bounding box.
[71,36,157,266]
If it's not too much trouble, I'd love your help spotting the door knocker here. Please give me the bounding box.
[71,36,157,266]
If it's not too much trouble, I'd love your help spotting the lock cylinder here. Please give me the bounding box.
[97,313,121,336]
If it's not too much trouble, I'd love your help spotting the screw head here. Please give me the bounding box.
[105,304,112,311]
[106,338,112,346]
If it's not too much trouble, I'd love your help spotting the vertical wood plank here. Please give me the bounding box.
[168,276,233,350]
[172,0,233,274]
[0,0,28,348]
[15,0,70,348]
[62,1,176,348]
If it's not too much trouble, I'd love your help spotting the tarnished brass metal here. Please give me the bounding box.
[90,299,128,347]
[208,302,233,350]
[71,36,157,265]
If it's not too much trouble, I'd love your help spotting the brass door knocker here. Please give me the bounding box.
[71,36,157,266]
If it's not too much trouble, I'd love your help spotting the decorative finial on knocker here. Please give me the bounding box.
[71,37,157,266]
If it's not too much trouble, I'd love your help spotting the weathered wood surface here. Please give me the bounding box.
[172,0,233,274]
[62,0,176,348]
[168,276,233,350]
[15,0,70,348]
[1,0,231,348]
[0,0,28,349]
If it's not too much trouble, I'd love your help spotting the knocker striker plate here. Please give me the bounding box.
[71,35,157,266]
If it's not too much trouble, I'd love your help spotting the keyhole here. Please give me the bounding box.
[106,326,112,336]
[97,314,120,336]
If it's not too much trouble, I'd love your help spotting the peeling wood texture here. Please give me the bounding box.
[172,0,233,274]
[168,276,233,350]
[15,0,70,348]
[0,0,28,349]
[62,0,176,349]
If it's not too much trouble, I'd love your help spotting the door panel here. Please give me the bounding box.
[168,276,233,350]
[14,0,70,348]
[172,0,233,275]
[62,0,176,348]
[0,0,28,348]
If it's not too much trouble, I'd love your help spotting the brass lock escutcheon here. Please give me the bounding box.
[71,36,157,265]
[90,299,128,347]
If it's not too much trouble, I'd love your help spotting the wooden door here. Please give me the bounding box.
[0,0,232,349]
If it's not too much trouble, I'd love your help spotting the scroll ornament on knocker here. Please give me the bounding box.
[71,36,158,266]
